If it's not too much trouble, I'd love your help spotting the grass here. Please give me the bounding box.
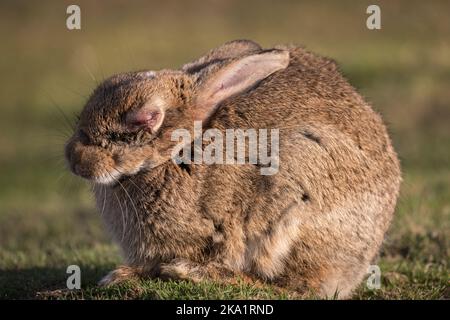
[0,0,448,299]
[38,279,291,300]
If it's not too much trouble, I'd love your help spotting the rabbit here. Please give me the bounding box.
[65,40,401,298]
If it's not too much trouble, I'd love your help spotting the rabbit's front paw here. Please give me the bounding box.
[98,266,139,287]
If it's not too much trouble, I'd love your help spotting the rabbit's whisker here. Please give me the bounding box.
[108,172,144,245]
[100,184,107,218]
[113,166,147,196]
[113,190,127,242]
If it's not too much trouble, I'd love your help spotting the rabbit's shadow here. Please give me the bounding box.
[0,265,111,299]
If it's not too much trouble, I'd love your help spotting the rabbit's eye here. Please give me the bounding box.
[109,132,125,142]
[106,128,154,147]
[109,132,120,141]
[107,131,136,144]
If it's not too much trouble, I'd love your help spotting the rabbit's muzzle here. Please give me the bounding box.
[65,138,118,184]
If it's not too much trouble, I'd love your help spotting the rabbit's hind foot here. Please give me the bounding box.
[98,265,143,287]
[158,259,236,284]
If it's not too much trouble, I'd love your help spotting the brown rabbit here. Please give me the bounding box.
[65,40,401,298]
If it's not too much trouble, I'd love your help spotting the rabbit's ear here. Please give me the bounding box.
[193,50,289,122]
[183,40,261,74]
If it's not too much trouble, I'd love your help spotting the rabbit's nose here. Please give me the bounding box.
[69,142,116,181]
[71,149,97,179]
[67,141,98,179]
[74,163,94,179]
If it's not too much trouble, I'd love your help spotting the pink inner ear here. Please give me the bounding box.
[194,50,290,122]
[126,109,160,132]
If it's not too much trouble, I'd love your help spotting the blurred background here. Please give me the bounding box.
[0,0,448,299]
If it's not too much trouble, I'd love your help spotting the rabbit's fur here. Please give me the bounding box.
[65,40,401,298]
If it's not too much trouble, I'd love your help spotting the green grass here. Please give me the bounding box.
[0,0,448,299]
[37,279,291,300]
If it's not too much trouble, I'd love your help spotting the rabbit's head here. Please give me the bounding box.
[65,40,289,185]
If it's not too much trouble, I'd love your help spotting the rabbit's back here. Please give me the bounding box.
[210,45,401,213]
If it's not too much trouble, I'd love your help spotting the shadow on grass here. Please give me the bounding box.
[0,265,112,299]
[1,270,294,300]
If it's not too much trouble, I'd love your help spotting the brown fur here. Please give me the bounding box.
[65,40,401,298]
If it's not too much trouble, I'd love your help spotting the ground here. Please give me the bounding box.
[0,0,448,299]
